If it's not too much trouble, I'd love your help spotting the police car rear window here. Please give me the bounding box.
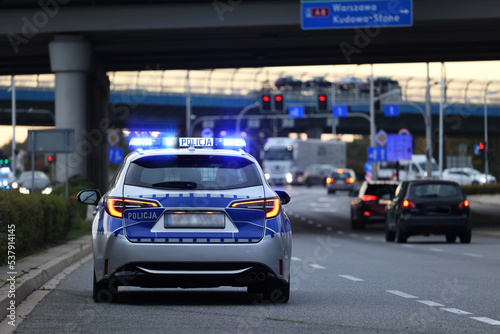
[125,155,262,190]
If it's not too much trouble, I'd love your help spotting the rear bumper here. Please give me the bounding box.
[401,214,470,235]
[93,232,291,286]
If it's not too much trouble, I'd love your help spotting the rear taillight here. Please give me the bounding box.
[105,198,159,218]
[326,177,333,184]
[231,198,281,219]
[361,194,377,201]
[458,200,469,209]
[402,200,416,210]
[346,177,354,184]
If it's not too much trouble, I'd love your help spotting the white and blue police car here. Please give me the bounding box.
[77,137,292,303]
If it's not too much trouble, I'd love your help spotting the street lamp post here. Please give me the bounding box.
[484,88,499,175]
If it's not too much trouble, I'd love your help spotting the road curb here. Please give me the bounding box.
[0,236,92,322]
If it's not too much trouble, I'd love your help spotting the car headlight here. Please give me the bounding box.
[264,173,270,180]
[2,180,7,187]
[11,182,18,189]
[286,173,293,183]
[41,186,53,195]
[480,178,487,184]
[19,186,30,195]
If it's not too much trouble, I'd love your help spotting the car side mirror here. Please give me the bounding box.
[275,190,291,205]
[77,189,101,206]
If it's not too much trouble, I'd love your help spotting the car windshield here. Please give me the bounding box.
[263,149,293,161]
[125,155,262,190]
[411,183,461,198]
[365,184,398,198]
[331,172,351,179]
[467,169,481,175]
[418,161,439,171]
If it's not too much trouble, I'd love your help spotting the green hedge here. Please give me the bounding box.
[461,184,500,195]
[0,191,71,265]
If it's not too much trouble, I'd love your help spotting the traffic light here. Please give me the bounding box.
[261,94,271,112]
[0,157,8,166]
[47,155,54,163]
[317,94,328,112]
[274,94,284,112]
[479,142,485,158]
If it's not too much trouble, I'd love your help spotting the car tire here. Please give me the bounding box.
[357,221,365,230]
[395,221,407,244]
[93,270,118,303]
[445,234,457,243]
[459,231,472,244]
[385,227,396,242]
[247,283,264,294]
[263,279,290,303]
[328,189,336,195]
[350,213,358,230]
[471,181,479,186]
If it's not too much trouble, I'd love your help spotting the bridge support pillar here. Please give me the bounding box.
[49,35,110,192]
[306,127,322,139]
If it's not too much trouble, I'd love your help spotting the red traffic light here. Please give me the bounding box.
[479,142,485,150]
[274,95,283,102]
[262,95,270,102]
[318,95,327,102]
[47,155,53,163]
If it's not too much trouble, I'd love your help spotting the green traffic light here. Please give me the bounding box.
[4,159,8,164]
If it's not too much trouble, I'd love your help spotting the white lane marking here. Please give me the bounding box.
[429,248,444,252]
[364,236,373,241]
[337,231,344,235]
[318,197,332,202]
[316,223,323,228]
[440,308,472,315]
[417,300,444,307]
[310,202,334,207]
[402,244,415,248]
[291,257,301,261]
[326,227,333,231]
[301,217,307,221]
[471,317,500,325]
[464,253,483,258]
[349,233,358,237]
[307,220,314,225]
[309,263,326,269]
[339,275,364,282]
[312,208,338,213]
[387,290,418,299]
[293,214,300,218]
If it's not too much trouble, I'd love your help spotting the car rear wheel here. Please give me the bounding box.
[385,227,396,242]
[350,213,358,230]
[395,223,407,243]
[459,231,472,244]
[445,234,457,243]
[93,270,119,303]
[263,278,290,303]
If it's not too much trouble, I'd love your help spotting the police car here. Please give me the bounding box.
[77,137,292,303]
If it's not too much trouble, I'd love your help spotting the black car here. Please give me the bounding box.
[303,164,335,187]
[304,77,332,89]
[385,180,471,244]
[274,76,302,90]
[350,181,399,230]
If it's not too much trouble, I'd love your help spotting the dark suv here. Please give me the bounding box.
[385,180,471,244]
[350,181,399,230]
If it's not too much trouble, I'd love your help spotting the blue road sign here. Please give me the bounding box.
[474,144,480,156]
[364,161,372,173]
[333,105,349,117]
[367,146,387,162]
[108,147,124,165]
[301,0,413,30]
[201,128,214,138]
[289,105,305,118]
[386,134,412,161]
[384,104,400,117]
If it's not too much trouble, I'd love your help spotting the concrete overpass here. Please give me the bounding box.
[1,0,500,191]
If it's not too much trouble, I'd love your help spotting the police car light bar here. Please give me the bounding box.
[129,137,246,149]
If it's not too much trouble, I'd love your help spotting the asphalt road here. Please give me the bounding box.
[12,186,500,333]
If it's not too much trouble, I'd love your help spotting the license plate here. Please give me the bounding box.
[164,212,226,228]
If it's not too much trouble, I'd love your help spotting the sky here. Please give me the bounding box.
[1,60,499,149]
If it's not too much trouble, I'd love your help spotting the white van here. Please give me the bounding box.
[400,154,439,180]
[377,154,439,181]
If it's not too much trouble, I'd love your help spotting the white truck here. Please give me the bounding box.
[261,137,346,185]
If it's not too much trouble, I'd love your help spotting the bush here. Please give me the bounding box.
[461,184,500,195]
[0,191,71,265]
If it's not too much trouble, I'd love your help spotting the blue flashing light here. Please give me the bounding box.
[1,167,10,174]
[215,138,246,148]
[129,136,246,150]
